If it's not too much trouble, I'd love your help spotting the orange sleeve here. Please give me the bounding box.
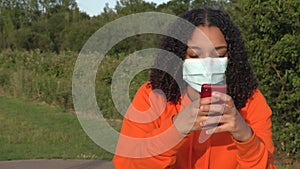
[113,82,187,169]
[234,90,277,169]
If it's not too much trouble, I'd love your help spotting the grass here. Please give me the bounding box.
[0,94,117,161]
[277,166,298,169]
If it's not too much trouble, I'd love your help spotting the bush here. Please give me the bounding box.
[0,50,76,111]
[228,0,300,159]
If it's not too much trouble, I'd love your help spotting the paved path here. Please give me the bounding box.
[0,160,115,169]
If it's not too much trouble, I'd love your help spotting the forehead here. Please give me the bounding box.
[187,26,226,48]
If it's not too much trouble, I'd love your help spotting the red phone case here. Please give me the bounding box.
[200,84,227,98]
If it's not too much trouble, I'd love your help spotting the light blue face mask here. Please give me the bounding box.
[183,57,228,92]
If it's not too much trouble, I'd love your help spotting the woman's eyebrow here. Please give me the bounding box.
[188,46,202,50]
[215,45,227,50]
[188,46,227,50]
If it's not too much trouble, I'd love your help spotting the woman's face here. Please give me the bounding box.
[185,26,228,101]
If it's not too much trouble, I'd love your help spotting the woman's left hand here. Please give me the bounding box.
[199,92,253,142]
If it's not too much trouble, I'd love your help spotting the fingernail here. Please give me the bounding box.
[199,122,204,127]
[206,130,212,135]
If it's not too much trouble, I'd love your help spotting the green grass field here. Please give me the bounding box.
[0,94,116,160]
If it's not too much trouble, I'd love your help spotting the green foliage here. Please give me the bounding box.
[0,0,299,163]
[96,54,125,119]
[157,0,190,15]
[62,19,100,52]
[192,0,227,9]
[0,50,149,118]
[0,0,227,52]
[115,0,157,15]
[0,0,89,53]
[95,53,149,119]
[228,0,300,159]
[0,50,75,110]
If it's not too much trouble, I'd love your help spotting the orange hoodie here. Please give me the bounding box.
[113,82,276,169]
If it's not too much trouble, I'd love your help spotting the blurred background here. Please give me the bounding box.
[0,0,299,168]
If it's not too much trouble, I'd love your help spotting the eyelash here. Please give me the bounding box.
[188,54,226,58]
[189,54,198,58]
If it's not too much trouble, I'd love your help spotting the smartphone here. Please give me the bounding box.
[199,84,227,143]
[200,84,227,98]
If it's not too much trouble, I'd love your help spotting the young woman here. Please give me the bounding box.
[113,8,276,169]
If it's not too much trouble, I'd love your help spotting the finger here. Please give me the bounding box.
[205,123,229,135]
[194,116,210,131]
[200,104,226,115]
[197,120,206,130]
[217,113,230,123]
[198,106,208,116]
[212,92,233,105]
[189,99,201,109]
[210,95,222,104]
[199,115,223,129]
[200,97,212,105]
[198,105,220,116]
[221,104,238,116]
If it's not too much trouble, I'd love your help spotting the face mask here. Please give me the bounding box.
[183,57,228,92]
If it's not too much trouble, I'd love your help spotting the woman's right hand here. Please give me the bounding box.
[172,96,221,135]
[172,99,203,134]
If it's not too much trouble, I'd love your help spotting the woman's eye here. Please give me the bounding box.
[189,54,198,58]
[187,51,199,58]
[187,48,201,58]
[218,52,228,58]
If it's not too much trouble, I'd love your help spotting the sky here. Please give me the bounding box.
[75,0,170,16]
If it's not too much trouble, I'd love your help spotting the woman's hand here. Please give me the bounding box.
[200,92,253,142]
[172,92,253,142]
[172,96,219,135]
[172,99,203,135]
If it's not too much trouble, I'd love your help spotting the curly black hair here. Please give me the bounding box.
[149,8,258,110]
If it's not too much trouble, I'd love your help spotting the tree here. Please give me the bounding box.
[192,0,228,8]
[157,0,190,15]
[228,0,300,159]
[115,0,156,15]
